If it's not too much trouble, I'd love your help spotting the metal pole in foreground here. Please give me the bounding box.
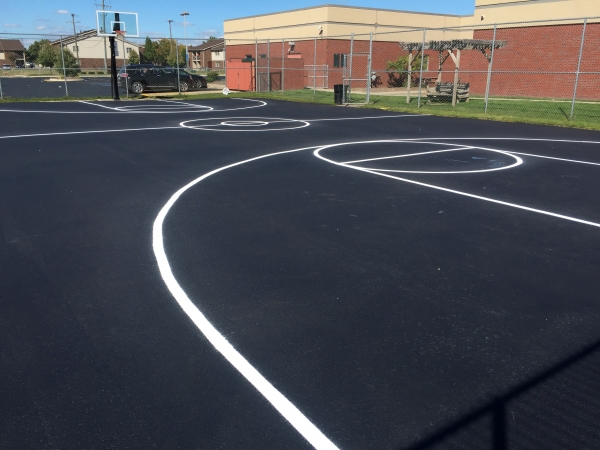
[281,39,285,93]
[109,36,119,100]
[417,29,426,108]
[348,33,354,103]
[59,36,69,97]
[484,25,497,114]
[0,76,4,100]
[570,18,587,121]
[121,34,128,98]
[255,38,259,92]
[267,38,270,92]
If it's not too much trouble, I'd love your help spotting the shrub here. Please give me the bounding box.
[206,71,219,83]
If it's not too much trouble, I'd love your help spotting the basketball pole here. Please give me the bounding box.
[109,36,120,100]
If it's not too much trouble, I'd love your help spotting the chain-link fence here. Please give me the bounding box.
[1,17,599,124]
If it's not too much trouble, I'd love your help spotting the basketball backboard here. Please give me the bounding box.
[96,11,139,37]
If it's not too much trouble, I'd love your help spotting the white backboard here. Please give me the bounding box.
[96,11,139,37]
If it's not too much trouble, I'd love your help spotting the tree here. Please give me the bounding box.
[128,49,140,64]
[154,38,172,65]
[26,39,51,64]
[38,42,59,68]
[56,47,80,76]
[167,43,186,68]
[202,36,218,43]
[142,36,156,64]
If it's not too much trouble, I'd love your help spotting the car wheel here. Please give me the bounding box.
[130,81,144,94]
[193,80,202,90]
[180,81,189,92]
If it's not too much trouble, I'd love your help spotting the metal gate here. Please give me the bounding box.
[343,33,374,104]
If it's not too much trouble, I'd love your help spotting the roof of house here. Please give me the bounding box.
[50,29,141,48]
[0,39,26,52]
[189,38,224,52]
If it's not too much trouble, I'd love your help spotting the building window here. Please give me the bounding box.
[126,48,131,54]
[214,51,220,56]
[73,46,78,52]
[115,47,119,57]
[333,54,347,68]
[215,62,220,68]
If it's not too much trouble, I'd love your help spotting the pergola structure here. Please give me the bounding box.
[399,39,507,106]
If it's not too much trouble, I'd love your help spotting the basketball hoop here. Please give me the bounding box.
[115,30,126,40]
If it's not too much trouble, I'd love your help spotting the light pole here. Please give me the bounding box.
[180,12,189,68]
[168,19,175,56]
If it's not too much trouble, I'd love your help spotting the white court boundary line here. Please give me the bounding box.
[152,145,339,450]
[313,139,600,229]
[0,99,267,114]
[339,142,522,174]
[180,117,310,132]
[0,126,181,140]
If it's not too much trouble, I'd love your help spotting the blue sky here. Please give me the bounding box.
[2,0,475,46]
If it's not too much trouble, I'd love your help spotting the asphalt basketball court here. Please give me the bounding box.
[1,97,599,449]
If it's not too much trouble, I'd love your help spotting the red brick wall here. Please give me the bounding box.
[226,24,600,99]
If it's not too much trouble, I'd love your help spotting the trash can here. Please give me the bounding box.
[334,84,344,105]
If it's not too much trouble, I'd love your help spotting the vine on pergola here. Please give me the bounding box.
[399,38,507,106]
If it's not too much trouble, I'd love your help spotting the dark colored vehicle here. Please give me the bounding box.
[118,64,206,94]
[179,69,207,89]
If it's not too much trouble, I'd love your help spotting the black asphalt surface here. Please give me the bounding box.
[0,76,115,99]
[1,98,600,450]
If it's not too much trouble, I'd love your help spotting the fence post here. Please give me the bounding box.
[313,38,317,99]
[282,39,285,92]
[570,18,587,121]
[175,39,181,93]
[223,39,227,90]
[255,38,259,91]
[267,38,271,92]
[366,32,373,104]
[59,36,69,97]
[348,33,354,103]
[484,25,498,114]
[417,29,426,108]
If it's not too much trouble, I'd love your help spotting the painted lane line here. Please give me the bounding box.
[0,99,267,115]
[0,126,181,140]
[152,146,339,450]
[157,99,214,109]
[507,151,600,167]
[79,100,121,110]
[404,137,600,145]
[304,114,429,122]
[342,147,476,164]
[314,146,600,229]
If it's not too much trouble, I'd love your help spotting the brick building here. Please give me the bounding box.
[0,39,26,67]
[189,39,225,70]
[224,0,600,98]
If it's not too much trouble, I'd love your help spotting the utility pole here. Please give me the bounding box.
[95,1,110,73]
[181,12,189,68]
[70,14,80,65]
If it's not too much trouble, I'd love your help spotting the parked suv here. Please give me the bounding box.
[118,64,206,94]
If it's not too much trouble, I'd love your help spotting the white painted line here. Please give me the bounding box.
[0,126,181,140]
[507,151,600,167]
[0,99,267,115]
[314,143,600,229]
[304,114,428,122]
[157,99,214,109]
[79,100,120,110]
[406,137,600,145]
[153,145,339,450]
[180,117,310,132]
[342,146,476,164]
